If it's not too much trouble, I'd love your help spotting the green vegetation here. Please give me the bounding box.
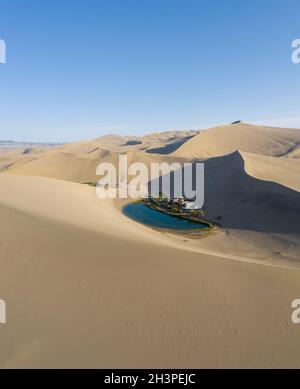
[143,198,214,229]
[82,182,97,187]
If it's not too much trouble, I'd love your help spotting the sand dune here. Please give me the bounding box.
[0,130,194,181]
[242,151,300,192]
[203,151,300,233]
[1,123,300,367]
[173,123,300,159]
[93,134,133,146]
[2,147,183,183]
[1,174,300,368]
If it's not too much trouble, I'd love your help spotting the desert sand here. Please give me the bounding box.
[1,123,300,368]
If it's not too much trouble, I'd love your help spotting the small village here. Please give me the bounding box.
[142,195,213,228]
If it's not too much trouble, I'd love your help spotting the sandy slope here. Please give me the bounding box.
[185,150,300,265]
[202,151,300,233]
[0,130,192,182]
[1,125,300,263]
[1,123,300,367]
[2,148,184,183]
[1,174,300,368]
[242,151,300,192]
[173,123,300,159]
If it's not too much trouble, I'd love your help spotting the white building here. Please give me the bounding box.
[183,201,202,210]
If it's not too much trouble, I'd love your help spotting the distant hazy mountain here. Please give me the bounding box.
[0,140,63,150]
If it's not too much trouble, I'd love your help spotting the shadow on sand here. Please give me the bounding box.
[148,151,300,234]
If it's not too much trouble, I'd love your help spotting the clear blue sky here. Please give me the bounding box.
[0,0,299,142]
